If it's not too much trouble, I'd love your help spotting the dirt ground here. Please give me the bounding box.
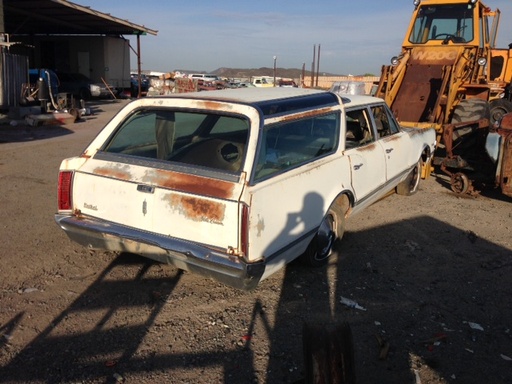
[0,99,511,384]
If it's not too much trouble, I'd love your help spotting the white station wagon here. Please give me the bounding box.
[55,88,436,290]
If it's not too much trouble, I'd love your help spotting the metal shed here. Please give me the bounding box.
[0,0,158,108]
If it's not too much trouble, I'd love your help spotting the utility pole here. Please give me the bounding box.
[301,62,306,87]
[311,44,316,88]
[316,44,321,87]
[273,56,277,87]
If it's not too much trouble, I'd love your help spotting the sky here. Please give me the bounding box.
[79,0,512,76]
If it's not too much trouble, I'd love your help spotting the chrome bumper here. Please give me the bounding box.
[55,214,265,290]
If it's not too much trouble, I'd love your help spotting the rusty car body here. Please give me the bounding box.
[55,88,436,290]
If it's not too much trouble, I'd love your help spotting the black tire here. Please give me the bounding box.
[450,98,490,150]
[78,87,91,100]
[396,158,422,196]
[301,200,346,268]
[490,99,512,125]
[303,321,356,384]
[451,98,490,124]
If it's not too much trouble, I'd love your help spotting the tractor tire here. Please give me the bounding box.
[450,98,490,145]
[490,99,512,125]
[451,98,490,124]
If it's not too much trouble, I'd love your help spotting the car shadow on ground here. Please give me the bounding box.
[0,216,510,383]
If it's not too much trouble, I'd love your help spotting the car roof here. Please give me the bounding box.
[341,94,386,108]
[156,87,385,108]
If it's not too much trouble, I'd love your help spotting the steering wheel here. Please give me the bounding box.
[434,33,465,43]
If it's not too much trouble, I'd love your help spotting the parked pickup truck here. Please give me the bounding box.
[55,88,436,290]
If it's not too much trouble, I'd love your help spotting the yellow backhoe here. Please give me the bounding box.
[376,0,512,197]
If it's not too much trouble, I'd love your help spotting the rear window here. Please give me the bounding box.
[102,109,250,173]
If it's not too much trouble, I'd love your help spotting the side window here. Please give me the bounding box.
[371,105,400,138]
[254,112,339,181]
[345,108,374,149]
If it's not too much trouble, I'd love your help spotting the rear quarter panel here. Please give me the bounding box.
[244,154,352,268]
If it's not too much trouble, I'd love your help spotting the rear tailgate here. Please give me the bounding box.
[72,158,244,253]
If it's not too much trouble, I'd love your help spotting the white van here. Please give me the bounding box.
[190,74,218,82]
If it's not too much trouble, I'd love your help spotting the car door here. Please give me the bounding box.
[371,104,412,183]
[344,107,387,203]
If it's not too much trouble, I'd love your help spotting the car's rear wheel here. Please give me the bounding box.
[301,200,346,267]
[396,158,422,196]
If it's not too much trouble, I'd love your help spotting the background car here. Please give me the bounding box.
[130,73,150,96]
[57,72,116,100]
[278,79,298,87]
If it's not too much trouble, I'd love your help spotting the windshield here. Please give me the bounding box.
[409,3,474,44]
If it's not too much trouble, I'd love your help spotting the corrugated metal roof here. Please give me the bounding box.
[3,0,158,36]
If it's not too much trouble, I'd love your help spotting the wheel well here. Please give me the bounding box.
[332,192,352,218]
[421,146,431,162]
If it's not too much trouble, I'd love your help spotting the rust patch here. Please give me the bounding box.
[501,133,512,198]
[383,134,402,141]
[499,113,512,130]
[146,169,236,200]
[93,165,132,180]
[256,215,265,237]
[355,143,377,152]
[278,106,337,122]
[188,100,231,111]
[406,128,426,136]
[168,194,226,224]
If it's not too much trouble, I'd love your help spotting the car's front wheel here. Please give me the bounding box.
[301,200,346,267]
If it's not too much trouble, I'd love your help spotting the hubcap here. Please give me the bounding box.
[316,217,335,260]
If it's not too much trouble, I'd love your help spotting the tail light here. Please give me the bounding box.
[58,171,74,210]
[241,203,249,257]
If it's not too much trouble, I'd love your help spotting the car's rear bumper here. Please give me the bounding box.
[55,214,265,290]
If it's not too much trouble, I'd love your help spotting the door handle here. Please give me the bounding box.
[386,148,394,154]
[353,163,363,170]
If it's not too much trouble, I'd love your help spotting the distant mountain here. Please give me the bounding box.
[178,67,345,80]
